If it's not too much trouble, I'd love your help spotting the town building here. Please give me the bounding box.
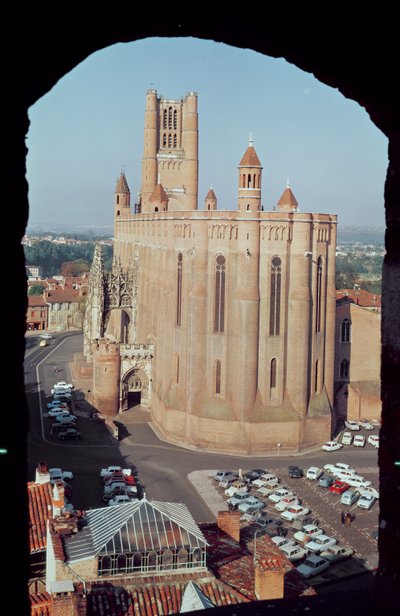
[334,289,381,423]
[26,296,48,331]
[82,89,338,454]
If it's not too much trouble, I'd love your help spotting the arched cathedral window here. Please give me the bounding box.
[316,257,323,333]
[341,319,351,342]
[176,253,182,326]
[214,255,226,333]
[269,256,281,336]
[270,358,277,388]
[215,360,221,394]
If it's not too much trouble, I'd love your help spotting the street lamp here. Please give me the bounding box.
[277,443,281,456]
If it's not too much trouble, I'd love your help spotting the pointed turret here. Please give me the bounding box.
[205,187,217,211]
[277,184,298,212]
[149,181,169,211]
[114,171,131,216]
[238,134,263,212]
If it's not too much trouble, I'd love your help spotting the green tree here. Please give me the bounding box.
[61,259,90,277]
[28,283,45,296]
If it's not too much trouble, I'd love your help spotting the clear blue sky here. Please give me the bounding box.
[26,37,388,230]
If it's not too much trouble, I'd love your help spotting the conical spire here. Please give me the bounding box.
[149,182,169,206]
[115,172,130,194]
[205,187,217,201]
[239,135,262,167]
[277,185,298,211]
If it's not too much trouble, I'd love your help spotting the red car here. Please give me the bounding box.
[329,480,350,494]
[104,472,135,486]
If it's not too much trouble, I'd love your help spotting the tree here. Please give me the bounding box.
[28,283,45,296]
[61,259,90,277]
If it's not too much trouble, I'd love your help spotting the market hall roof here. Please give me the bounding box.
[64,497,208,563]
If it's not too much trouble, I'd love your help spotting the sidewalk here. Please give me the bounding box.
[187,470,228,517]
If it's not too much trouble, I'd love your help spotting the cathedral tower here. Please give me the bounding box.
[140,89,198,212]
[237,135,262,212]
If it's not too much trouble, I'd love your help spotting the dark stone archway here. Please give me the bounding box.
[9,14,399,614]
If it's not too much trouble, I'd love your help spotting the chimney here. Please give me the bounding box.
[254,556,285,600]
[51,590,80,616]
[217,511,241,543]
[36,460,51,484]
[52,483,65,517]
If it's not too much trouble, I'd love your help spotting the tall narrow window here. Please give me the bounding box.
[163,109,167,129]
[168,133,172,147]
[269,256,281,336]
[214,255,226,333]
[215,360,221,394]
[316,257,323,333]
[173,109,177,129]
[176,353,180,383]
[315,359,319,393]
[163,133,167,147]
[247,173,252,188]
[176,253,182,326]
[168,107,173,129]
[340,359,350,379]
[270,358,277,388]
[173,134,177,148]
[341,319,351,342]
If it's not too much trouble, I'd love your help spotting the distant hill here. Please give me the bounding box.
[26,223,113,237]
[337,226,384,245]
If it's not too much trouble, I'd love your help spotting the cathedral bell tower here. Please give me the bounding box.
[237,135,262,212]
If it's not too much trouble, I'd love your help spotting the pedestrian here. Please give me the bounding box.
[345,512,352,527]
[54,365,58,373]
[341,511,345,525]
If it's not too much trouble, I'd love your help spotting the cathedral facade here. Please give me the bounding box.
[84,89,337,454]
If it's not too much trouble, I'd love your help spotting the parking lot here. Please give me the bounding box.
[209,458,379,585]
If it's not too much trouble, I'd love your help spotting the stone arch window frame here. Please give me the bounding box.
[340,358,350,380]
[214,254,226,333]
[173,108,178,129]
[269,255,282,336]
[168,106,173,129]
[270,357,277,389]
[215,359,222,394]
[176,252,183,326]
[341,318,351,342]
[315,358,320,393]
[175,352,180,383]
[163,108,168,129]
[315,256,323,333]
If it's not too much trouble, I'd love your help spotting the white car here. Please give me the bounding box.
[323,462,355,477]
[108,495,131,507]
[49,467,74,481]
[271,536,295,548]
[357,486,379,499]
[294,525,323,543]
[256,483,280,497]
[100,466,132,478]
[306,467,323,480]
[321,440,343,452]
[353,435,365,447]
[306,534,337,553]
[53,381,74,390]
[40,333,52,339]
[52,392,72,400]
[225,481,248,497]
[368,435,379,448]
[268,488,291,503]
[341,432,353,445]
[357,493,377,510]
[275,494,299,512]
[359,419,374,430]
[296,555,330,578]
[47,400,69,410]
[281,505,310,522]
[319,544,354,562]
[344,420,360,431]
[346,475,371,489]
[280,543,309,562]
[48,407,72,418]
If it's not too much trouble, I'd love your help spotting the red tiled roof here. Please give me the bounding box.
[277,186,298,209]
[30,592,52,616]
[28,295,47,307]
[336,288,381,308]
[28,482,53,553]
[205,188,217,201]
[115,172,130,194]
[46,288,82,303]
[239,145,262,167]
[149,183,169,204]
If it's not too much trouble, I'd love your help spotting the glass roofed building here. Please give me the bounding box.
[46,497,208,590]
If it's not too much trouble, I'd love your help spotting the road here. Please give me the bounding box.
[26,332,379,577]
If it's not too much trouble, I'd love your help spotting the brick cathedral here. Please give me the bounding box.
[83,89,337,454]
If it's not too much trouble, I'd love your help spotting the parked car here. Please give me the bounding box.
[281,505,310,522]
[100,466,132,478]
[359,419,374,430]
[104,472,135,486]
[319,544,354,562]
[255,515,281,528]
[288,465,304,478]
[306,467,323,481]
[52,385,73,395]
[104,485,137,500]
[39,339,48,347]
[40,333,52,339]
[58,428,82,440]
[256,482,280,497]
[340,490,359,506]
[280,543,310,562]
[49,467,74,481]
[108,495,131,507]
[52,392,72,401]
[219,473,239,488]
[225,481,248,497]
[275,494,299,512]
[55,414,77,423]
[346,475,371,489]
[344,420,360,431]
[321,440,343,452]
[294,524,324,543]
[269,488,291,503]
[357,493,377,510]
[329,480,350,494]
[238,496,265,512]
[368,435,379,448]
[48,408,73,418]
[353,435,366,447]
[341,432,353,445]
[296,555,330,578]
[323,462,355,477]
[47,400,69,410]
[241,506,265,522]
[53,381,74,390]
[226,492,250,508]
[356,485,379,499]
[306,534,337,553]
[318,475,334,488]
[271,536,294,548]
[51,421,77,433]
[242,469,265,483]
[252,473,279,488]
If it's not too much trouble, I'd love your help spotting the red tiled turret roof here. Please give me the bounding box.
[149,183,169,205]
[239,145,262,167]
[115,172,130,194]
[277,186,298,210]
